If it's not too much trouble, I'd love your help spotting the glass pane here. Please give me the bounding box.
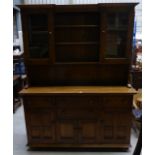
[105,31,127,58]
[105,12,128,58]
[118,13,129,27]
[28,14,49,58]
[107,13,116,29]
[107,12,128,30]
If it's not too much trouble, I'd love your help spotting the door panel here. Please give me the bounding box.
[100,112,115,143]
[57,120,77,144]
[27,108,55,143]
[115,113,131,143]
[79,120,99,144]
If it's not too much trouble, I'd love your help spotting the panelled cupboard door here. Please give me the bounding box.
[21,9,55,65]
[100,112,115,143]
[57,120,78,144]
[27,108,55,144]
[57,120,99,144]
[79,120,99,144]
[99,7,134,64]
[100,112,131,144]
[114,113,131,144]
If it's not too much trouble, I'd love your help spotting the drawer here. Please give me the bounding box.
[25,96,54,108]
[57,108,98,119]
[28,109,55,126]
[55,96,99,108]
[101,96,131,109]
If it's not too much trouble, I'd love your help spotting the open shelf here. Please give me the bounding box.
[31,26,48,31]
[55,25,99,28]
[56,42,99,45]
[55,62,99,65]
[31,31,48,34]
[55,12,100,63]
[107,27,127,31]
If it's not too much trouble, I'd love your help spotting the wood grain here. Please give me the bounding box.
[20,86,136,95]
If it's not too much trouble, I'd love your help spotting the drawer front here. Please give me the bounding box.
[57,108,98,119]
[27,109,55,126]
[29,125,55,144]
[101,96,132,109]
[25,96,54,108]
[55,96,99,108]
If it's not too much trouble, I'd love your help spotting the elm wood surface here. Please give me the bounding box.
[26,64,129,86]
[19,3,137,86]
[20,86,136,149]
[20,86,136,94]
[18,3,137,150]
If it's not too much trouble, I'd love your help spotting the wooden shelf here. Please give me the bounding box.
[55,62,99,65]
[31,26,48,31]
[107,27,127,31]
[56,42,99,45]
[55,25,99,28]
[31,31,48,34]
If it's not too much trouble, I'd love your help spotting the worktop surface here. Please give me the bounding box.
[20,86,137,95]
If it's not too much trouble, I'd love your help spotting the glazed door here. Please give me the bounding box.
[21,9,55,65]
[100,7,134,64]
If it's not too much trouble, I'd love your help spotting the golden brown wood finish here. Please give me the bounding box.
[20,86,136,148]
[18,3,138,150]
[20,86,136,94]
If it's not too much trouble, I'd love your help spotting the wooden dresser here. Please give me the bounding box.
[19,3,137,149]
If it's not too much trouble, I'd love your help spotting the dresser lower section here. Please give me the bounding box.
[22,93,133,149]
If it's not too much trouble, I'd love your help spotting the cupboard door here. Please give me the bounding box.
[100,112,115,143]
[115,113,131,143]
[100,111,131,144]
[100,8,131,63]
[22,9,55,65]
[57,120,78,144]
[28,14,50,60]
[105,12,129,58]
[27,108,55,144]
[79,120,99,144]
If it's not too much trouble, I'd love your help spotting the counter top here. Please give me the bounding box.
[20,86,137,95]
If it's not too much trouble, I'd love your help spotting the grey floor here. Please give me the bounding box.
[13,105,139,155]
